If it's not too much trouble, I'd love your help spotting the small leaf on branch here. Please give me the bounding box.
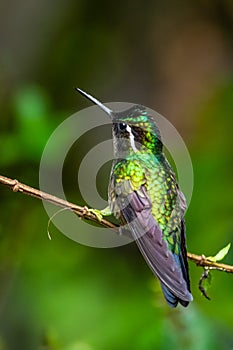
[207,243,231,263]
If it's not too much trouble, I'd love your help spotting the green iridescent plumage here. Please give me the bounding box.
[77,88,193,308]
[111,143,181,253]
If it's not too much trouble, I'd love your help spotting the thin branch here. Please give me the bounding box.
[0,175,116,230]
[1,174,233,274]
[187,252,233,273]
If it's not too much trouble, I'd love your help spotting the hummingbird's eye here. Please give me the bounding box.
[119,123,127,130]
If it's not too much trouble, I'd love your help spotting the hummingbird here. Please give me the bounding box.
[76,88,193,307]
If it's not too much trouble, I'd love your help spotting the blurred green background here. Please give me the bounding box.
[0,1,233,349]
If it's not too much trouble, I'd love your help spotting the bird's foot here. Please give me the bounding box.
[82,206,112,222]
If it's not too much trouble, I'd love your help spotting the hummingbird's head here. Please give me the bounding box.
[76,88,163,156]
[112,104,163,156]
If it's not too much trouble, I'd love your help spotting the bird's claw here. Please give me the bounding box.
[81,206,112,222]
[89,209,103,222]
[81,207,103,222]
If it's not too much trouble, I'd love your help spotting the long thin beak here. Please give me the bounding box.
[75,88,113,117]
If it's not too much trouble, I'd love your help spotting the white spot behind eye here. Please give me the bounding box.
[126,125,138,152]
[126,125,131,133]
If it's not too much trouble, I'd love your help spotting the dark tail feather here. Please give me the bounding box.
[161,284,189,308]
[161,240,191,308]
[160,219,192,308]
[161,239,191,307]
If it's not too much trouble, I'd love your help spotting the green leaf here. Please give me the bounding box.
[207,243,231,262]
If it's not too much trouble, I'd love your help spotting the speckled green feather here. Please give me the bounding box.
[111,152,182,255]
